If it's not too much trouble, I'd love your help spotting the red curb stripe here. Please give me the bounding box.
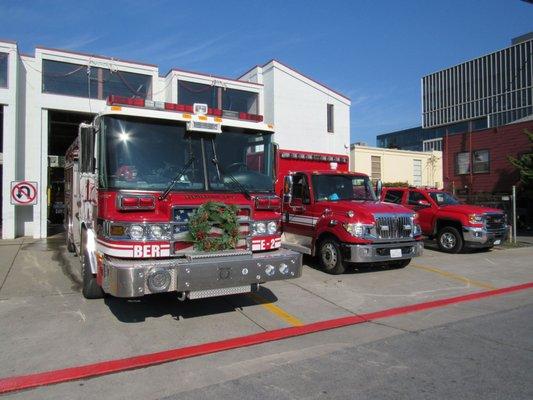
[1,281,532,394]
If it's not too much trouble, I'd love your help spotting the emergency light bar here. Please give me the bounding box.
[107,96,263,122]
[280,151,348,164]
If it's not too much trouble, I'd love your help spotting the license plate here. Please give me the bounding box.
[494,240,501,245]
[390,249,402,258]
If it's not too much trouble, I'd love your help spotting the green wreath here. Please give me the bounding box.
[187,201,240,252]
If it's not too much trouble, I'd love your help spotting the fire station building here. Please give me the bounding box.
[0,40,351,239]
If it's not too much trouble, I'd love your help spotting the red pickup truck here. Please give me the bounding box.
[381,187,508,253]
[276,150,423,274]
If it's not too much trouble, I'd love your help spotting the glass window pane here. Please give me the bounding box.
[473,150,489,173]
[101,69,152,99]
[0,52,7,87]
[456,152,470,175]
[222,88,258,114]
[178,81,217,108]
[42,60,96,98]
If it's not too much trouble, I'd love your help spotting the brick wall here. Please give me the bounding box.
[442,121,533,193]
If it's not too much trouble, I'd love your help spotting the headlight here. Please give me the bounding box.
[253,221,267,235]
[129,224,145,240]
[344,222,365,237]
[267,221,278,234]
[468,214,485,224]
[413,224,422,236]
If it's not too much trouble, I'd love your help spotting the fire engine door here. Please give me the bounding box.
[284,173,315,237]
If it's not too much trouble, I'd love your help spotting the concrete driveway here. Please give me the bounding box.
[0,235,532,399]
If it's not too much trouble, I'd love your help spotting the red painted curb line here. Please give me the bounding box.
[1,281,532,394]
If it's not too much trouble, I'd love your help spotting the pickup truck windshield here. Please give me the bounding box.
[99,115,274,192]
[312,174,376,202]
[429,191,461,206]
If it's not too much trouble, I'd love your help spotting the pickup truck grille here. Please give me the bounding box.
[374,214,413,240]
[485,213,506,231]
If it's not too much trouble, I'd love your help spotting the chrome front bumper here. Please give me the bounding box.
[463,226,507,248]
[101,248,302,298]
[343,241,424,263]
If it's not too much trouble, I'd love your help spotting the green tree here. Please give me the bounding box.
[508,129,533,188]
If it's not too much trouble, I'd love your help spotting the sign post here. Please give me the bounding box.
[10,181,38,206]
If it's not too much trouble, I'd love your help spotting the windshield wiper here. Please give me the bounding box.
[210,139,251,200]
[159,156,195,200]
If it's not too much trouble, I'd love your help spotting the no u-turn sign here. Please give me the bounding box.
[11,181,38,206]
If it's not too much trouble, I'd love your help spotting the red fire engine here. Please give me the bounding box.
[65,96,302,300]
[276,149,424,274]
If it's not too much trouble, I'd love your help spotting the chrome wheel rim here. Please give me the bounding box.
[321,243,338,269]
[440,232,456,249]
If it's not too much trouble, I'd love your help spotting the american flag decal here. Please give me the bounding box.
[171,206,250,254]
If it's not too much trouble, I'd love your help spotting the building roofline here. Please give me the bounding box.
[35,46,159,68]
[0,38,17,45]
[422,36,533,78]
[168,67,263,86]
[238,59,351,102]
[350,143,442,156]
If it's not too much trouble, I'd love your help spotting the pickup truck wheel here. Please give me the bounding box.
[81,238,104,299]
[319,239,346,275]
[437,227,463,254]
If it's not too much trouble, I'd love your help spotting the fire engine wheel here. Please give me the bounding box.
[437,226,463,254]
[81,237,104,299]
[319,239,346,275]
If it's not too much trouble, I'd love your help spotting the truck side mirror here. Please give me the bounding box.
[79,123,95,174]
[283,175,293,204]
[375,180,383,199]
[417,199,431,208]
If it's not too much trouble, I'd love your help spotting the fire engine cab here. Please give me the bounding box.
[65,96,302,300]
[277,150,424,274]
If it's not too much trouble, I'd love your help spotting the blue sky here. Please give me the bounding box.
[1,0,532,145]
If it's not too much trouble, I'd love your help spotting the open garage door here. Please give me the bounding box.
[47,110,94,236]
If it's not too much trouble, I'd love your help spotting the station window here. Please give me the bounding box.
[455,152,470,175]
[177,81,217,108]
[178,80,259,114]
[222,88,258,114]
[472,150,489,174]
[327,104,334,133]
[0,52,7,87]
[42,60,152,99]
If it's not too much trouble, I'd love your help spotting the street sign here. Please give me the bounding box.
[10,181,38,206]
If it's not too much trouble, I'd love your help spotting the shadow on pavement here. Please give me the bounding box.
[104,286,279,323]
[303,254,407,275]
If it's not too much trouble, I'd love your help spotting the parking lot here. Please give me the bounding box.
[0,236,532,399]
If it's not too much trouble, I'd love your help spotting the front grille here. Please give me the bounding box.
[485,213,506,231]
[374,214,413,240]
[172,205,251,254]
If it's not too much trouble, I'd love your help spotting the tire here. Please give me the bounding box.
[80,234,104,299]
[318,239,346,275]
[437,226,463,254]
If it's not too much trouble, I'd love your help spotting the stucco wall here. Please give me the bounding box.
[350,145,443,187]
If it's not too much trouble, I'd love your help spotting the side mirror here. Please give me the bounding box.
[283,175,293,204]
[375,180,383,198]
[417,199,431,208]
[79,123,95,173]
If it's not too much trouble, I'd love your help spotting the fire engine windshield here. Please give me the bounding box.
[98,116,274,192]
[312,174,376,202]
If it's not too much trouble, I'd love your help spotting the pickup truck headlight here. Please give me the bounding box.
[468,214,485,224]
[413,224,422,236]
